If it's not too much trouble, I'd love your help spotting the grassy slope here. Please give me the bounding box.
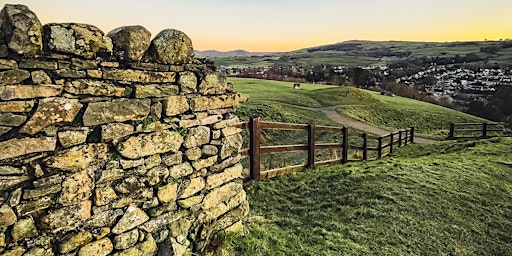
[230,77,485,137]
[217,138,512,256]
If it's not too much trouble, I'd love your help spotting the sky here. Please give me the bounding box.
[4,0,512,52]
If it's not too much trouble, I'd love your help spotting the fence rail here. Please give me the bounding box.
[235,116,414,181]
[448,122,507,139]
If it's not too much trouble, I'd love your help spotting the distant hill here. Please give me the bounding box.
[195,49,276,58]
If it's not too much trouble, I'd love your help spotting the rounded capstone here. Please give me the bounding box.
[146,29,195,64]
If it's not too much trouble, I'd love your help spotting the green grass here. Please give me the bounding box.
[216,138,512,256]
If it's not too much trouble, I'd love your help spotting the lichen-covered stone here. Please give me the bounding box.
[157,183,177,203]
[22,184,61,200]
[11,218,38,242]
[0,69,31,85]
[112,234,157,256]
[202,145,218,156]
[162,152,183,166]
[85,209,124,228]
[220,133,243,159]
[0,126,11,136]
[117,130,183,159]
[190,93,248,111]
[0,113,26,127]
[0,136,56,161]
[0,165,24,175]
[198,71,227,95]
[15,197,52,217]
[24,247,53,256]
[113,229,139,250]
[112,205,149,234]
[107,25,151,61]
[0,204,17,228]
[77,237,113,256]
[179,71,197,93]
[65,79,131,97]
[103,69,175,83]
[0,85,62,101]
[2,246,25,256]
[0,176,29,192]
[163,96,189,116]
[147,29,195,65]
[206,163,242,189]
[169,162,193,179]
[94,186,118,206]
[177,195,203,209]
[179,177,205,199]
[144,154,161,169]
[58,170,93,206]
[139,211,188,233]
[184,126,210,148]
[20,97,82,134]
[0,59,17,69]
[0,4,43,56]
[40,200,92,232]
[192,155,218,170]
[146,165,169,186]
[59,231,93,254]
[202,182,243,209]
[135,84,179,98]
[58,129,89,148]
[83,99,150,126]
[44,143,107,172]
[19,59,58,69]
[0,100,34,112]
[185,147,202,161]
[31,70,52,84]
[101,123,134,143]
[44,23,112,59]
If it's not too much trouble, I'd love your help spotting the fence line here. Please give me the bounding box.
[234,116,414,181]
[448,122,507,139]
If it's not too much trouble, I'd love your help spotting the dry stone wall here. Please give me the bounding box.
[0,4,248,256]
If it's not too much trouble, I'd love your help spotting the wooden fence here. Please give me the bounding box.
[448,122,507,139]
[234,116,414,181]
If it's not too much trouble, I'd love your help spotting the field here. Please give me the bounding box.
[215,138,512,255]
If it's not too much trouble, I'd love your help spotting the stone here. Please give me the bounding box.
[190,93,248,111]
[202,145,218,156]
[178,119,200,128]
[0,4,43,56]
[87,69,102,78]
[147,29,195,64]
[103,69,176,83]
[24,247,53,256]
[144,154,161,169]
[11,218,38,242]
[163,96,189,116]
[100,61,119,68]
[199,114,223,126]
[210,154,242,172]
[22,184,62,200]
[206,163,242,189]
[71,58,98,69]
[0,165,24,175]
[44,143,107,172]
[213,117,240,129]
[83,99,150,126]
[58,170,93,206]
[135,84,179,98]
[146,165,169,186]
[0,204,17,228]
[139,210,188,233]
[184,126,210,148]
[107,25,151,61]
[177,195,204,208]
[113,229,139,250]
[0,85,62,100]
[202,182,243,209]
[212,130,221,140]
[8,187,22,207]
[44,23,113,59]
[20,97,82,134]
[94,186,118,206]
[0,100,34,112]
[54,69,87,78]
[157,183,178,203]
[199,71,227,95]
[31,70,52,84]
[85,209,124,228]
[178,177,205,199]
[0,69,31,85]
[0,59,17,69]
[97,169,124,184]
[225,220,244,234]
[179,71,197,93]
[222,127,242,137]
[220,133,243,159]
[120,159,144,169]
[101,123,134,143]
[92,227,110,240]
[169,217,193,239]
[59,231,93,254]
[78,237,113,256]
[2,246,25,256]
[162,152,183,166]
[117,130,183,159]
[192,156,218,170]
[169,162,193,179]
[112,234,157,256]
[0,136,56,161]
[112,205,149,234]
[15,197,52,217]
[19,59,58,69]
[185,147,202,161]
[33,174,63,188]
[58,129,89,148]
[0,176,29,192]
[40,200,92,232]
[0,126,11,136]
[65,79,131,97]
[151,102,162,120]
[114,176,145,194]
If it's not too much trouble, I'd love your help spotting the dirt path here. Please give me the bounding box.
[317,106,436,144]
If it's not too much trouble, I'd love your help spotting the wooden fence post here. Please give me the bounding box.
[449,123,455,139]
[404,129,408,146]
[342,127,349,164]
[308,124,316,169]
[362,133,368,161]
[377,136,383,159]
[482,123,488,138]
[410,127,414,143]
[398,130,402,147]
[249,116,261,181]
[389,133,394,154]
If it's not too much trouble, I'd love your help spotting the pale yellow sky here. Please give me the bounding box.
[5,0,512,51]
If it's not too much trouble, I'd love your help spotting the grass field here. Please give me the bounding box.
[214,138,512,256]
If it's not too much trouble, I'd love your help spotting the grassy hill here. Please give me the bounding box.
[230,77,486,138]
[212,40,512,67]
[214,137,512,255]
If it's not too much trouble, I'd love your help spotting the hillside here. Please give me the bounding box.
[210,40,512,67]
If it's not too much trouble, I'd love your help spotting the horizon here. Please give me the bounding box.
[5,0,512,52]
